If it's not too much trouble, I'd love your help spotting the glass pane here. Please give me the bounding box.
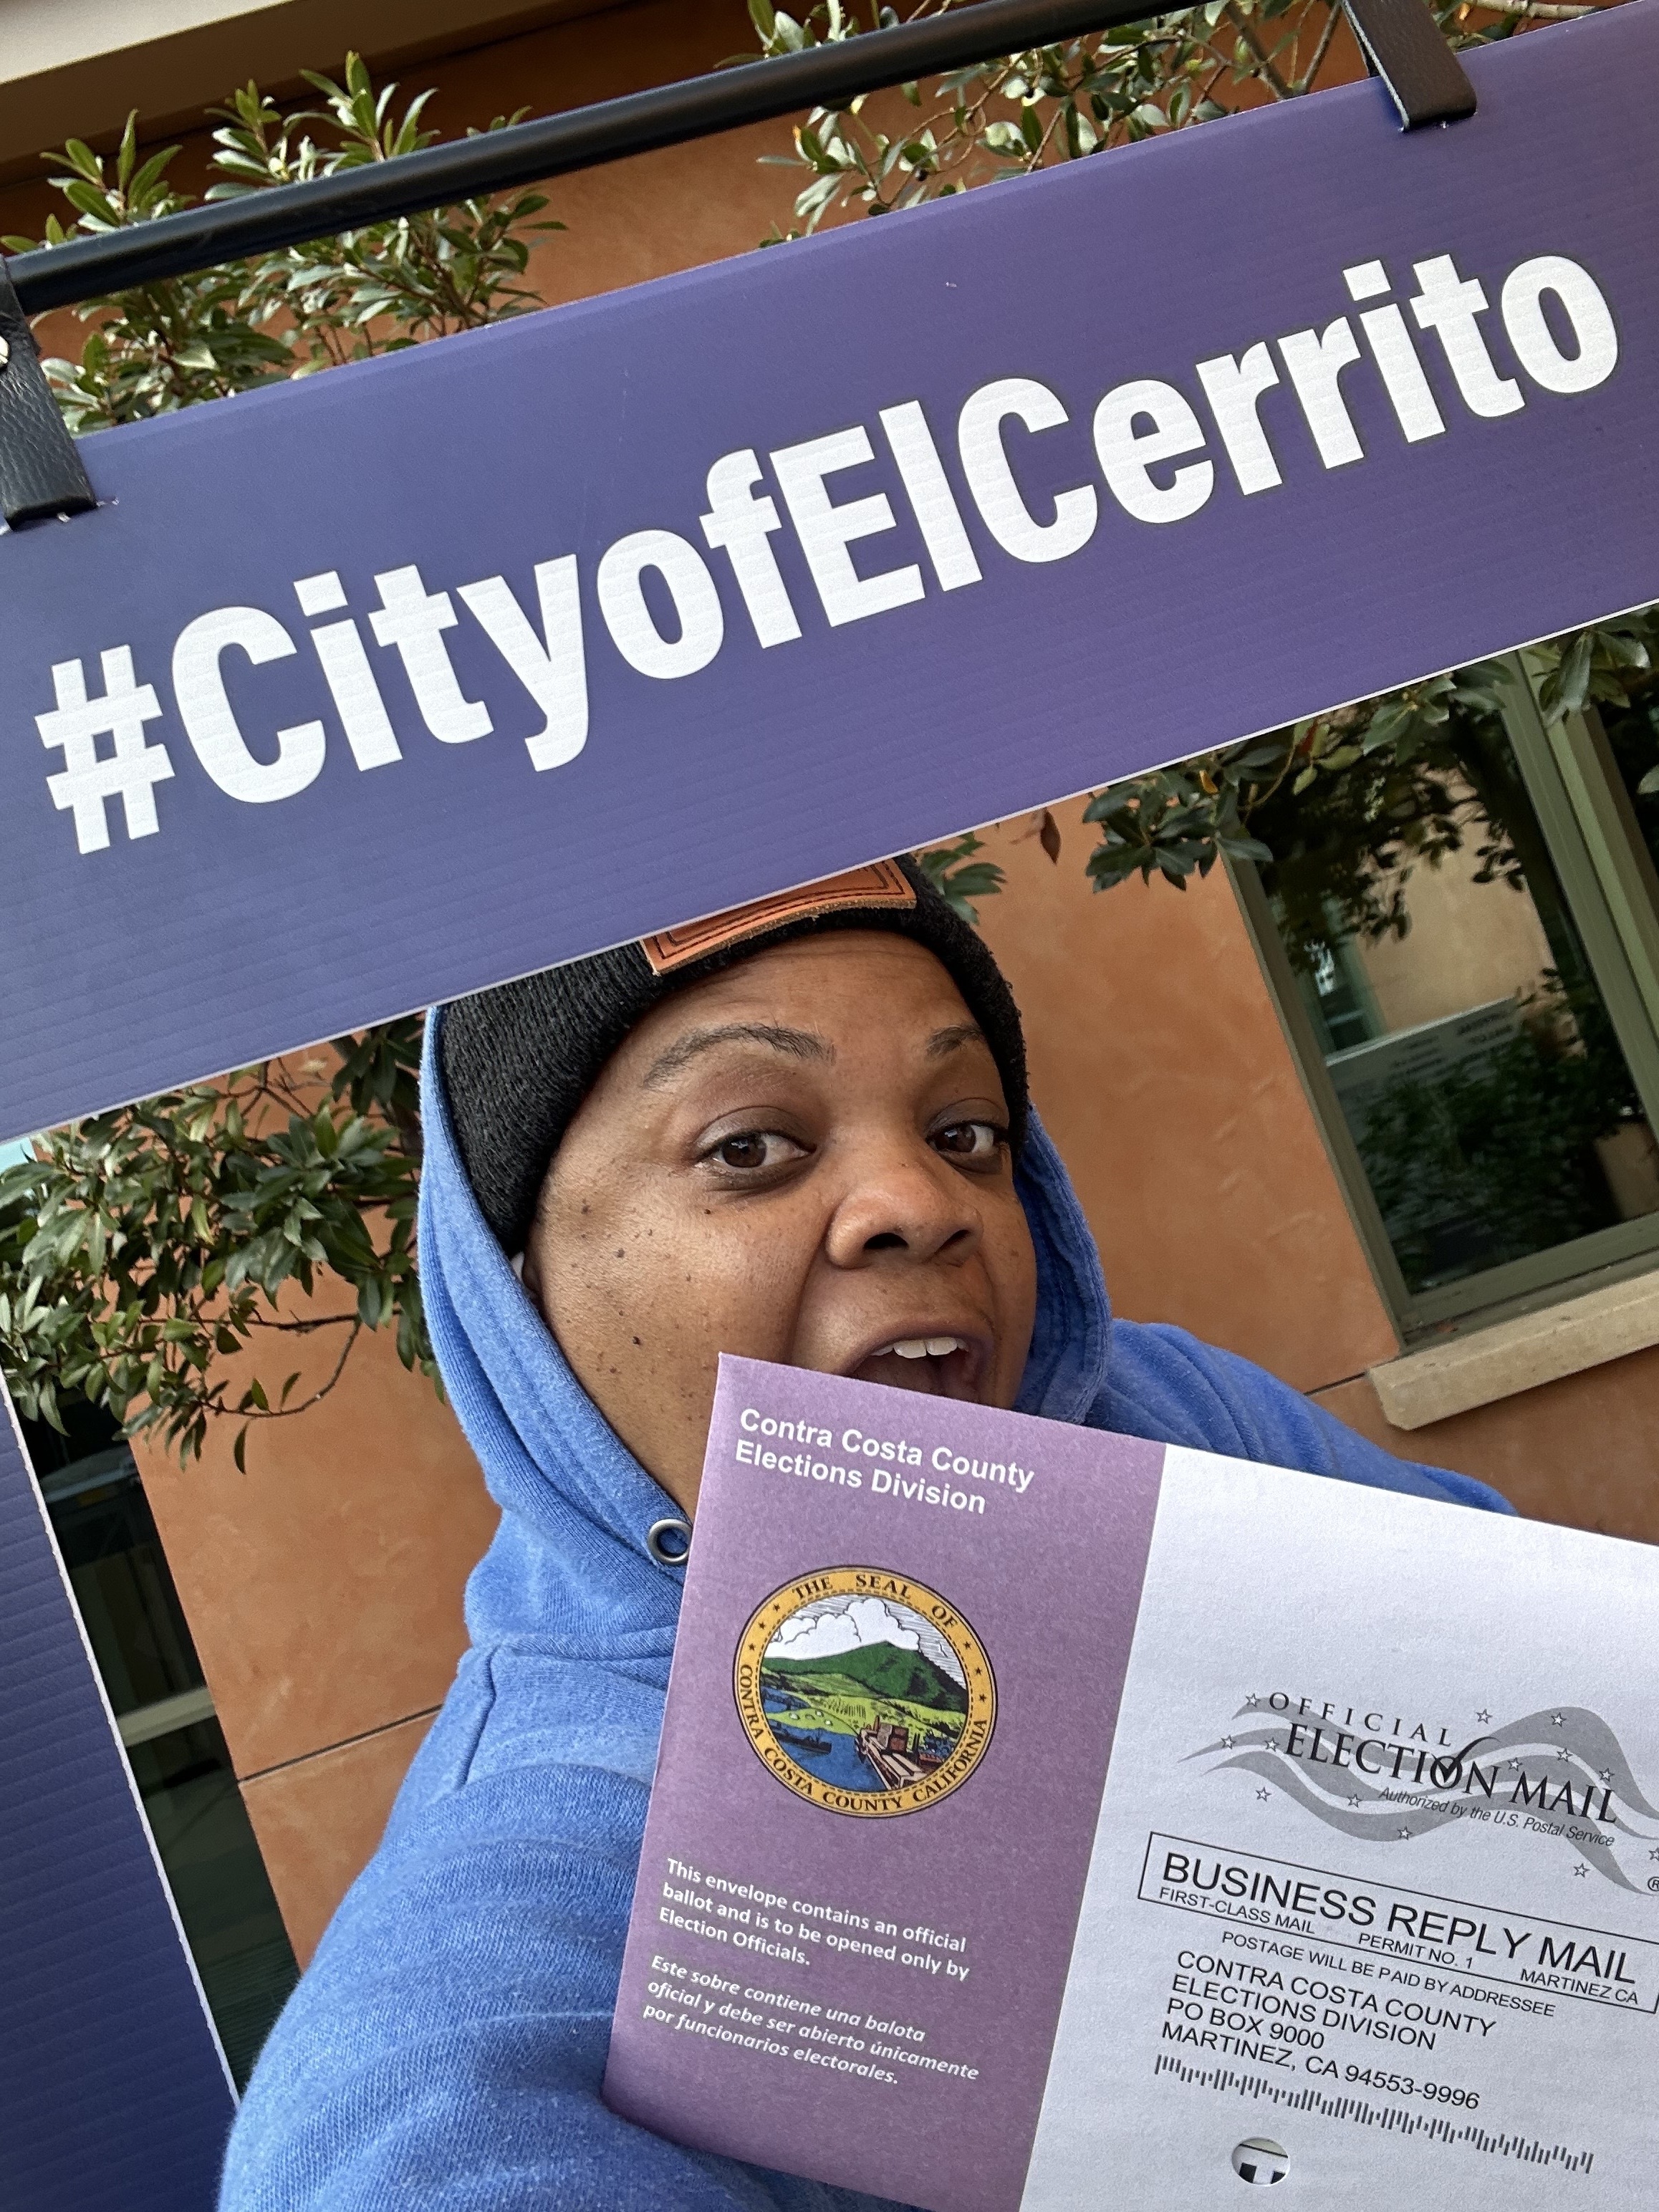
[129,1716,299,2089]
[45,1441,206,1717]
[25,1406,299,2084]
[1594,681,1659,877]
[1254,698,1659,1296]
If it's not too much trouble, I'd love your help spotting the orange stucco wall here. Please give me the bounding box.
[105,2,1659,1968]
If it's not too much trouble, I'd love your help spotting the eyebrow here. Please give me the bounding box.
[643,1021,833,1087]
[926,1022,986,1059]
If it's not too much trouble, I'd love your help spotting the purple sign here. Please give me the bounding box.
[0,7,1655,1140]
[603,1357,1163,2210]
[0,1407,234,2208]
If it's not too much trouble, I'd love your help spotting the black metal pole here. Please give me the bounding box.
[7,0,1163,314]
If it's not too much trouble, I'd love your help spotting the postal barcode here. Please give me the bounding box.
[1151,2054,1594,2173]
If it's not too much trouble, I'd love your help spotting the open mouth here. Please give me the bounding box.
[850,1335,985,1400]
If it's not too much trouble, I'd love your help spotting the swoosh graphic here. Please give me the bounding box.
[1188,1704,1659,1890]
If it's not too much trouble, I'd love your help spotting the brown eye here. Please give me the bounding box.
[933,1120,1002,1161]
[703,1130,807,1173]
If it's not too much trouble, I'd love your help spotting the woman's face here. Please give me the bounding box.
[521,932,1038,1511]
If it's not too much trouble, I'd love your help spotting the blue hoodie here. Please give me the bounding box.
[217,1021,1509,2211]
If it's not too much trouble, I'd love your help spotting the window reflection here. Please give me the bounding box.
[1256,703,1659,1294]
[1596,684,1659,881]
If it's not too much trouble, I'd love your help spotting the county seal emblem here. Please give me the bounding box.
[734,1566,995,1817]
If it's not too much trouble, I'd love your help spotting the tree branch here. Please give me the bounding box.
[1476,0,1595,15]
[239,1320,362,1419]
[246,1312,360,1332]
[1223,3,1294,97]
[1294,0,1347,95]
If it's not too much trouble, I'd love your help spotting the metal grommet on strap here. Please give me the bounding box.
[645,1516,692,1567]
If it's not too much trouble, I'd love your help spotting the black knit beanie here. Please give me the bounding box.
[439,856,1029,1253]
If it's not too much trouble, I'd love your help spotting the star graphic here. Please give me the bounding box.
[1509,1759,1522,1771]
[1600,1769,1612,1784]
[1648,1847,1659,1862]
[1244,1695,1260,1710]
[1256,1788,1271,1802]
[1572,1864,1588,1878]
[1552,1713,1566,1728]
[1265,1737,1280,1751]
[1220,1736,1236,1750]
[1476,1710,1491,1725]
[1559,1747,1573,1761]
[1347,1795,1362,1809]
[1397,1827,1412,1840]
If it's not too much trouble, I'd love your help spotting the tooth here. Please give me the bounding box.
[892,1340,931,1359]
[925,1337,962,1357]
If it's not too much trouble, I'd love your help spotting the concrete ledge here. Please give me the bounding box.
[117,1680,216,1747]
[1369,1269,1659,1430]
[0,0,613,178]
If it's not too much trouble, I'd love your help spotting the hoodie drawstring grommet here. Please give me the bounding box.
[645,1516,691,1567]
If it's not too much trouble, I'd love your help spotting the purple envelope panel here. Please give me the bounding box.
[605,1357,1164,2211]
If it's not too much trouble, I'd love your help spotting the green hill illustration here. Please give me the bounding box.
[764,1639,967,1715]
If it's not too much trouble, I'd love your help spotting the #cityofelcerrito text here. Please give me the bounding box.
[37,249,1618,852]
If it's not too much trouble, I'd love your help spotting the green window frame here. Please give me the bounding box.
[1230,652,1659,1345]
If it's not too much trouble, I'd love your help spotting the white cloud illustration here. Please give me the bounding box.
[767,1594,963,1684]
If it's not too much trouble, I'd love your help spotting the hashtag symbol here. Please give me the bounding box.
[37,648,173,853]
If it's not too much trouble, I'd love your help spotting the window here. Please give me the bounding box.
[27,1400,298,2086]
[1231,653,1659,1341]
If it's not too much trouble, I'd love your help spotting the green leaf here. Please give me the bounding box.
[1552,630,1595,721]
[59,140,105,184]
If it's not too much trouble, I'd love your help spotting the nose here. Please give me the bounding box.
[822,1135,984,1269]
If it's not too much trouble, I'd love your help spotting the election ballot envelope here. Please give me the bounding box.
[602,1356,1659,2208]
